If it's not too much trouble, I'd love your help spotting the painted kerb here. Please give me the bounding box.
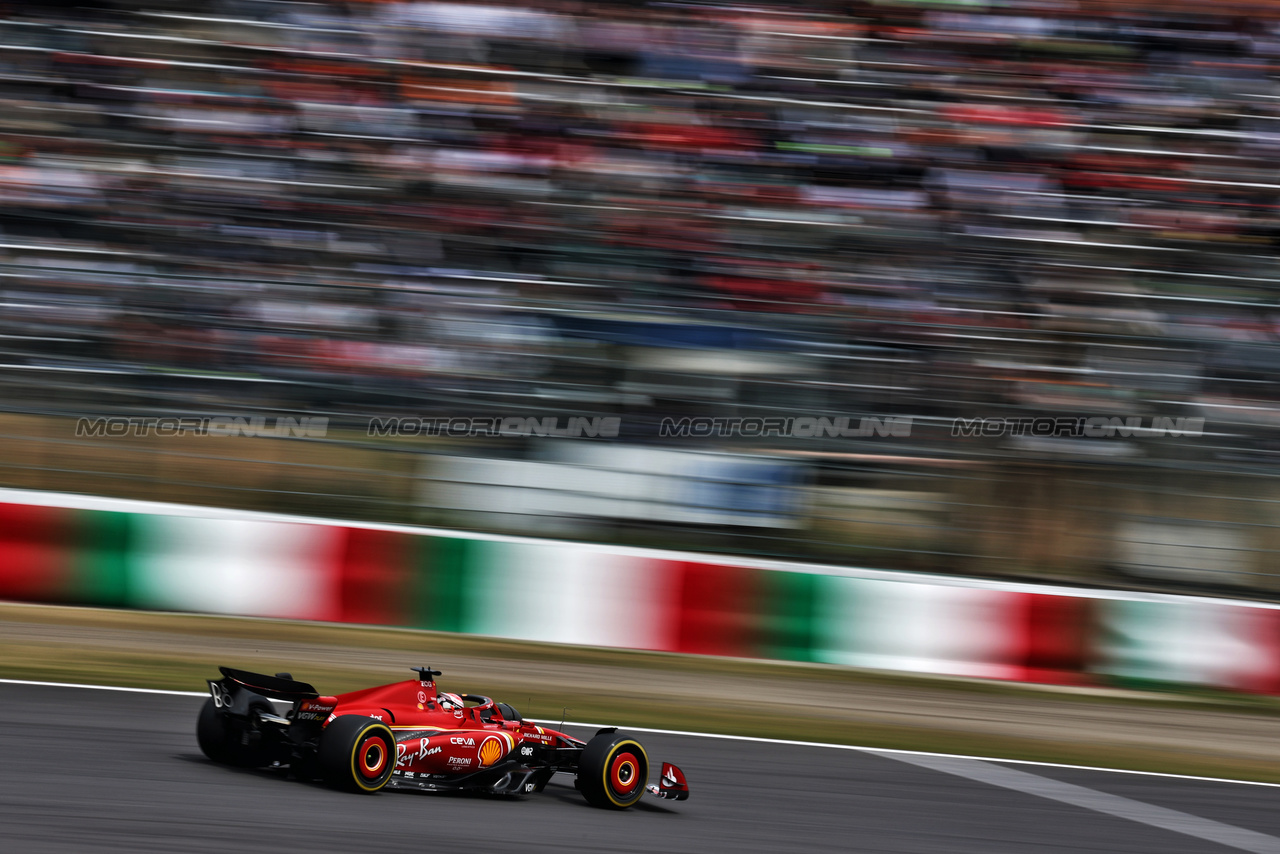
[0,491,1275,694]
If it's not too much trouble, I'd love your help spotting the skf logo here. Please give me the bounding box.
[478,736,504,768]
[450,737,475,746]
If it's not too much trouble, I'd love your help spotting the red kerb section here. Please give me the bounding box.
[0,503,69,600]
[333,527,410,625]
[670,562,757,657]
[1014,593,1092,685]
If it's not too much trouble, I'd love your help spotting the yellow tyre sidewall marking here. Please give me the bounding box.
[351,724,393,792]
[603,740,648,807]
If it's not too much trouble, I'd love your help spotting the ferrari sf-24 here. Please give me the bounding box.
[197,665,689,809]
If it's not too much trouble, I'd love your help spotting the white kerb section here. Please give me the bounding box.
[1097,599,1276,689]
[130,515,339,619]
[468,540,671,650]
[817,577,1021,679]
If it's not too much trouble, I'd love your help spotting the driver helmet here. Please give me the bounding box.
[437,691,464,711]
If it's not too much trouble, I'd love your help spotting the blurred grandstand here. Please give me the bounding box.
[4,0,1280,595]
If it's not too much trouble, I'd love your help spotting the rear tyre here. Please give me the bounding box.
[577,731,648,809]
[196,698,230,764]
[197,697,272,767]
[318,716,396,793]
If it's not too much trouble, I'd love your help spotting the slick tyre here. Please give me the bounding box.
[197,697,272,767]
[318,716,396,793]
[196,697,231,764]
[577,731,648,809]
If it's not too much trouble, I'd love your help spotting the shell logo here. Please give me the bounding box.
[477,736,505,768]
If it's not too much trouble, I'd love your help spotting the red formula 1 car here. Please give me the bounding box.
[197,665,689,809]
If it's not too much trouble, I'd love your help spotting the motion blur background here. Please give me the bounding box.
[3,0,1280,598]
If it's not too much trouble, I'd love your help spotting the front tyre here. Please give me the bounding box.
[318,716,396,793]
[577,731,649,809]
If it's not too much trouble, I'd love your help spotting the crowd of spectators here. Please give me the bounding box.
[3,0,1280,459]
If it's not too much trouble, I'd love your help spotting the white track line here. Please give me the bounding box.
[5,678,1277,790]
[882,752,1280,854]
[0,678,204,697]
[559,721,1280,789]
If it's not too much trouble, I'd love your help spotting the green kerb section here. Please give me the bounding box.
[68,509,132,608]
[810,574,863,666]
[409,535,474,633]
[461,539,511,638]
[1095,599,1179,691]
[756,568,818,662]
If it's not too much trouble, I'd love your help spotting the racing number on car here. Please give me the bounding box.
[208,681,232,708]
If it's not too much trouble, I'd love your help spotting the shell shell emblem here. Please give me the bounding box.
[477,735,505,768]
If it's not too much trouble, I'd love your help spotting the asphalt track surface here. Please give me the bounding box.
[5,683,1280,853]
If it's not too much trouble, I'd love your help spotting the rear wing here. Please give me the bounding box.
[217,666,319,702]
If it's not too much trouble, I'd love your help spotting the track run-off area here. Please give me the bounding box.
[3,680,1280,853]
